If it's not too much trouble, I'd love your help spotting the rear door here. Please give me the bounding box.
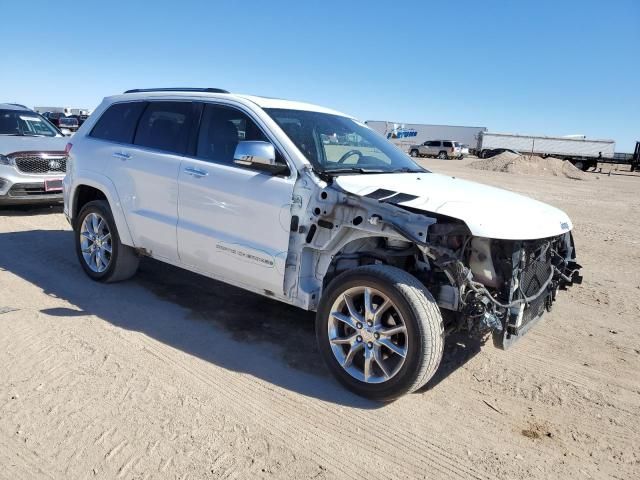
[99,100,197,262]
[427,141,440,156]
[177,102,295,295]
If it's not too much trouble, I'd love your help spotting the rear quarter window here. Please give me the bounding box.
[90,102,146,143]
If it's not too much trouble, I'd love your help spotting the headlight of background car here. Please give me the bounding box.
[0,154,14,166]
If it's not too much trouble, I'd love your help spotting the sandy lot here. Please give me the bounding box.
[1,159,638,479]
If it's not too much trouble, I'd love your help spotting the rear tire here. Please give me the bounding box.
[316,265,444,401]
[75,200,139,283]
[410,149,419,158]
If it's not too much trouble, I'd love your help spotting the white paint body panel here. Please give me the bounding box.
[335,172,573,240]
[177,157,294,294]
[101,142,181,262]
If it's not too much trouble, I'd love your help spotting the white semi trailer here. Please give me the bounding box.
[365,120,487,154]
[478,132,616,170]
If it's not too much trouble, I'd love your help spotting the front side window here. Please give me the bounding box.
[134,102,193,154]
[0,109,60,137]
[196,104,268,164]
[265,109,425,174]
[91,102,146,143]
[443,141,453,147]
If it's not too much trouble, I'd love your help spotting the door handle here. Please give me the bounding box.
[112,151,131,160]
[184,166,209,177]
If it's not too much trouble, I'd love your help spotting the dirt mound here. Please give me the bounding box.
[469,152,591,180]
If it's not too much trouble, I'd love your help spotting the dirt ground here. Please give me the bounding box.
[1,158,638,479]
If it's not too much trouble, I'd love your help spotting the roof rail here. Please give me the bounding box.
[7,103,29,109]
[123,87,230,94]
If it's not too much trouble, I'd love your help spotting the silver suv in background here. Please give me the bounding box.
[409,140,464,159]
[0,104,68,205]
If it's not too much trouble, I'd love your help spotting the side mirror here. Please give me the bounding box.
[233,141,287,173]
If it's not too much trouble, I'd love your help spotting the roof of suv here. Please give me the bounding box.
[104,90,352,118]
[0,103,32,111]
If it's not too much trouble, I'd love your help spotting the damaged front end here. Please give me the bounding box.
[289,173,582,350]
[426,232,583,349]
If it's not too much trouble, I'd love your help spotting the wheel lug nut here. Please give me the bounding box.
[356,335,362,343]
[367,321,373,327]
[356,322,363,329]
[367,342,373,349]
[374,332,380,339]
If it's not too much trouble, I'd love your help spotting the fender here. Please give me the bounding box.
[69,170,136,247]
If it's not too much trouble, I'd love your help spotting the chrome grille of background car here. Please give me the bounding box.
[12,153,67,174]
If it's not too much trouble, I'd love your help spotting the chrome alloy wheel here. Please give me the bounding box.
[79,213,112,273]
[327,287,408,383]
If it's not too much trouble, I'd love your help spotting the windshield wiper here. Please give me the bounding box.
[390,167,426,173]
[323,167,389,175]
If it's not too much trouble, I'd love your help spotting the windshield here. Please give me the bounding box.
[0,109,61,137]
[265,108,427,174]
[59,117,78,126]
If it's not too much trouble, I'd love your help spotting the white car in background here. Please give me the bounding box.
[0,104,67,205]
[64,88,582,400]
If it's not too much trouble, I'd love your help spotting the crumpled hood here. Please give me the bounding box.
[335,172,573,240]
[0,136,67,156]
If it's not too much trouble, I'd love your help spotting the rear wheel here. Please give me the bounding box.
[410,149,419,158]
[437,151,448,159]
[573,160,586,171]
[316,265,444,401]
[75,200,139,282]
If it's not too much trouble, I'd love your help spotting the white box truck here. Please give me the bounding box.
[478,132,616,171]
[365,120,487,154]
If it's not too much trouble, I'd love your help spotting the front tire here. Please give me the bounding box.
[75,200,139,283]
[437,151,448,159]
[316,265,444,401]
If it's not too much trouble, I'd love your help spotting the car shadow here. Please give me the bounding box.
[0,228,481,407]
[0,204,64,216]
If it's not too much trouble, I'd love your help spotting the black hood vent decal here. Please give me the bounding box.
[365,189,419,205]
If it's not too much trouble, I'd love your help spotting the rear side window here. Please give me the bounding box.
[442,141,453,147]
[134,102,193,154]
[91,102,146,143]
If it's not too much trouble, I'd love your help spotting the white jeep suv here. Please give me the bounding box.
[64,88,582,400]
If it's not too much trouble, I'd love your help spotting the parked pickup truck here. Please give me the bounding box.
[409,140,463,159]
[64,88,582,401]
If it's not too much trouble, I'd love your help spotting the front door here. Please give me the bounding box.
[177,103,295,295]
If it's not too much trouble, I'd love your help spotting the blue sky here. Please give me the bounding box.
[2,0,638,150]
